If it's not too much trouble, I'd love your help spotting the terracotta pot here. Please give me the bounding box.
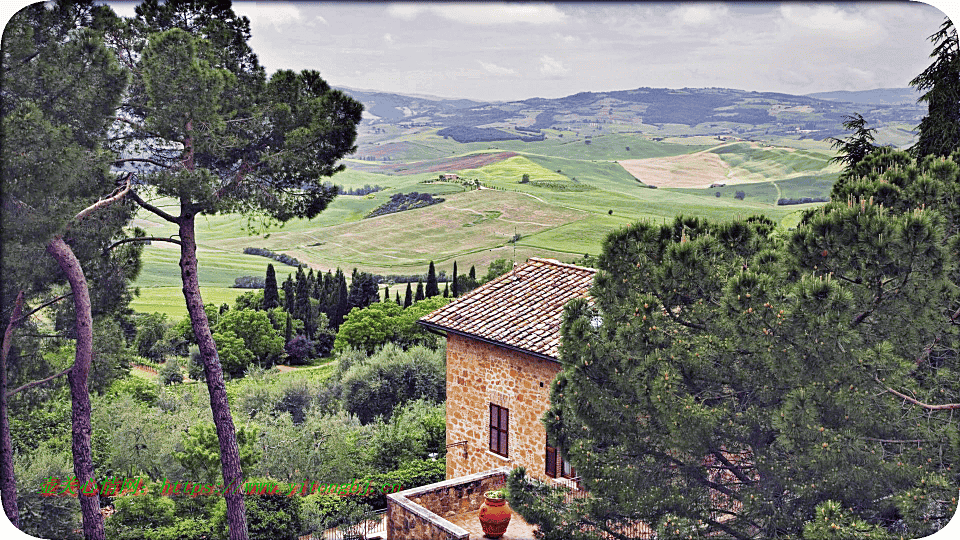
[479,495,511,538]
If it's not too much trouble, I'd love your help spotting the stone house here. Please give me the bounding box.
[418,257,596,486]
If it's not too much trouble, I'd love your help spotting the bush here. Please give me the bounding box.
[734,190,746,200]
[285,335,314,365]
[212,478,303,540]
[216,309,284,367]
[134,312,171,362]
[301,492,370,537]
[353,458,446,509]
[212,331,254,378]
[233,276,266,288]
[159,357,183,385]
[105,483,176,539]
[369,400,445,471]
[340,344,445,424]
[274,380,312,424]
[242,247,304,267]
[187,345,205,381]
[15,447,81,539]
[107,376,160,406]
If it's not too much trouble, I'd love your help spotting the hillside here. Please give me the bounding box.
[131,85,905,317]
[339,85,923,150]
[806,87,922,106]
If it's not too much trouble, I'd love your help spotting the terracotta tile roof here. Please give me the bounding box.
[418,258,596,360]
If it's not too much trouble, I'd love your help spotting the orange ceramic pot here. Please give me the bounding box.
[479,495,511,538]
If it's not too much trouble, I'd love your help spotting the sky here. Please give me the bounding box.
[0,1,957,102]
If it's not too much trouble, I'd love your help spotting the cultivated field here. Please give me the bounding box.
[130,129,837,318]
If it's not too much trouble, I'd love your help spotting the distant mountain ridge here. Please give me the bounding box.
[805,87,922,106]
[337,85,923,143]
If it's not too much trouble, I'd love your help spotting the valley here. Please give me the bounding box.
[130,86,919,318]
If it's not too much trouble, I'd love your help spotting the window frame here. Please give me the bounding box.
[489,403,509,457]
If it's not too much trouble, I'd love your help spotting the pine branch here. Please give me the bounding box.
[73,173,132,223]
[12,293,73,325]
[128,191,180,223]
[6,366,72,398]
[104,236,183,253]
[876,376,960,410]
[113,158,172,169]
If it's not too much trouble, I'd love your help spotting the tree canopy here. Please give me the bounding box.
[510,161,960,539]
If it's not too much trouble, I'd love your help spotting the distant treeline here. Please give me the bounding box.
[233,276,266,288]
[366,192,444,218]
[515,126,542,134]
[243,247,306,267]
[777,197,830,206]
[437,126,544,143]
[324,182,385,196]
[372,271,450,284]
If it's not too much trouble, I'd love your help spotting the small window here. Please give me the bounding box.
[561,456,576,479]
[545,445,557,478]
[490,404,509,457]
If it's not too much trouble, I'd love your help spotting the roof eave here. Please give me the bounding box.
[417,320,561,364]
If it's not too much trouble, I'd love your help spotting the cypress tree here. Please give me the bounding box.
[415,281,425,302]
[283,312,293,344]
[443,283,449,297]
[426,261,440,297]
[282,274,295,313]
[452,261,459,297]
[469,265,476,281]
[294,268,313,338]
[396,292,402,305]
[263,264,279,310]
[384,285,390,302]
[334,269,349,327]
[404,283,413,308]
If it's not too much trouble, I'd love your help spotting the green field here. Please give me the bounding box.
[130,132,840,315]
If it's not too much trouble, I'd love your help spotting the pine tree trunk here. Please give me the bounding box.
[45,237,103,540]
[0,292,23,529]
[178,215,249,540]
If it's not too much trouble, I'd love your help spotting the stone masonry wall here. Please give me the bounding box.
[445,333,562,481]
[386,468,509,540]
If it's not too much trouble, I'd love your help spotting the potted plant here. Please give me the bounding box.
[479,489,511,538]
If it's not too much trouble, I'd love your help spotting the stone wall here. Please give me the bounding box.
[445,332,562,481]
[386,468,509,540]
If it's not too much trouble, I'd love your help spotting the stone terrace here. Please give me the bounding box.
[386,467,535,540]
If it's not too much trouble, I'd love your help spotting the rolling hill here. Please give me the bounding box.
[130,85,914,318]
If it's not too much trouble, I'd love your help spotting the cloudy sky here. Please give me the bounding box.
[4,1,959,102]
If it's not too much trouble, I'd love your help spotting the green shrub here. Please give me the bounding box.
[211,478,303,540]
[159,357,183,385]
[340,344,445,424]
[106,376,159,406]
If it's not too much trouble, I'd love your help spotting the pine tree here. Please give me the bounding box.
[425,261,440,297]
[512,165,960,538]
[404,283,413,308]
[452,261,459,297]
[107,3,362,535]
[415,281,425,302]
[911,18,960,158]
[263,264,279,310]
[2,4,135,534]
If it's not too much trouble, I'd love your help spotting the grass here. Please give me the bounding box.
[129,136,839,317]
[129,287,254,320]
